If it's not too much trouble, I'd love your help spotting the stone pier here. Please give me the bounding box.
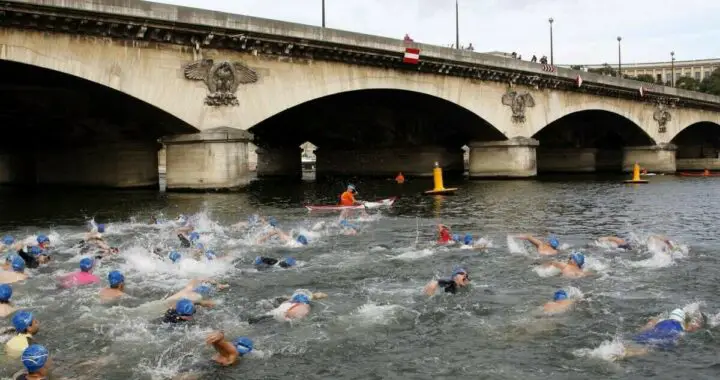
[537,148,598,173]
[468,137,539,178]
[622,144,677,173]
[256,146,302,178]
[315,146,464,177]
[162,127,253,190]
[34,141,159,187]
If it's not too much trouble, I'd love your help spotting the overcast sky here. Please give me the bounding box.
[153,0,720,65]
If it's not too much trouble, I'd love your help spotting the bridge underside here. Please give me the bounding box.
[0,60,194,187]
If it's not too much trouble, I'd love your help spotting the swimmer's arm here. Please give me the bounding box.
[257,230,279,244]
[542,261,566,270]
[195,300,216,308]
[422,280,439,296]
[311,292,328,300]
[522,236,544,248]
[206,331,239,366]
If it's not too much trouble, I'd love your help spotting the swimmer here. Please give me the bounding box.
[339,219,359,235]
[34,235,50,251]
[254,256,296,269]
[79,223,118,257]
[249,290,327,324]
[58,257,100,288]
[437,224,452,244]
[161,298,197,324]
[178,231,200,249]
[624,308,705,358]
[230,214,261,230]
[0,256,29,284]
[168,251,182,263]
[99,270,126,302]
[5,311,39,357]
[164,278,229,307]
[647,235,676,252]
[540,252,587,278]
[257,227,308,247]
[461,233,489,250]
[542,290,576,314]
[175,214,194,235]
[597,236,631,250]
[12,344,50,380]
[0,236,19,253]
[516,234,559,255]
[422,267,471,296]
[0,284,16,317]
[17,246,50,269]
[206,331,254,366]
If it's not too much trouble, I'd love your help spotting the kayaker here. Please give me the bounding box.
[395,172,405,184]
[339,184,360,206]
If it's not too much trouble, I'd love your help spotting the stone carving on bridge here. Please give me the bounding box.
[653,103,672,133]
[183,59,258,106]
[501,90,535,123]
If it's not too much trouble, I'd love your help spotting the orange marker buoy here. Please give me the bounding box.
[395,172,405,184]
[623,163,649,184]
[424,162,458,195]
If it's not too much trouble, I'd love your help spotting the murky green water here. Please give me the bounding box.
[0,175,719,379]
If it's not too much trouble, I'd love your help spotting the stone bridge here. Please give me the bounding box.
[2,0,720,189]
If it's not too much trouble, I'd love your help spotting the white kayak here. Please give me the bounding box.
[305,197,397,212]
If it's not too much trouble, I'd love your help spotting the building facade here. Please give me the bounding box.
[568,58,720,84]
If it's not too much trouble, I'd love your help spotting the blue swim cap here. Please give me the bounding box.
[193,284,212,296]
[36,235,49,244]
[548,236,559,249]
[570,252,585,268]
[195,243,204,250]
[283,257,297,267]
[291,294,311,304]
[254,256,263,265]
[452,266,468,277]
[12,310,33,332]
[296,235,308,245]
[463,233,473,245]
[175,298,195,316]
[340,219,350,227]
[11,256,25,272]
[189,232,200,242]
[233,337,254,356]
[0,284,12,302]
[452,234,460,242]
[108,270,124,287]
[168,251,181,263]
[21,344,48,373]
[553,290,568,301]
[29,246,42,256]
[268,217,278,227]
[97,224,106,233]
[2,236,14,245]
[205,250,216,260]
[79,257,94,272]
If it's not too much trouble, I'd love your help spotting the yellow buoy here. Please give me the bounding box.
[623,163,649,184]
[424,162,458,195]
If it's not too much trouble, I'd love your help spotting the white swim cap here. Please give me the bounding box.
[669,308,686,323]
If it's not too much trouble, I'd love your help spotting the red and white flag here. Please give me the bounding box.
[639,86,645,97]
[576,75,583,88]
[403,47,420,64]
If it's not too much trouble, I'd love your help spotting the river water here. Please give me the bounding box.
[0,175,719,379]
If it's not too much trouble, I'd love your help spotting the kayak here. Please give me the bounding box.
[677,172,720,177]
[305,197,397,212]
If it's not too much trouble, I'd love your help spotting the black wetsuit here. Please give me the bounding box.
[257,257,292,268]
[161,309,191,324]
[178,234,191,248]
[437,278,458,294]
[17,249,39,269]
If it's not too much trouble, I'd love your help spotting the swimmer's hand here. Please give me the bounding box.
[311,292,328,300]
[206,331,225,345]
[422,280,439,296]
[197,300,216,308]
[216,284,230,290]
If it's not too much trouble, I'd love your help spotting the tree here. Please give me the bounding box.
[632,74,656,84]
[699,68,720,96]
[588,63,616,77]
[676,76,700,91]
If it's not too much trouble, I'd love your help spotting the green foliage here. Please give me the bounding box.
[676,76,700,91]
[633,74,656,84]
[698,67,720,96]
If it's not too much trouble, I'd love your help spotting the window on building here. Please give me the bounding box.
[656,73,662,83]
[695,72,701,80]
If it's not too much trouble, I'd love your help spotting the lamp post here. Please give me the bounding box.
[549,18,554,65]
[455,0,459,49]
[321,0,325,28]
[671,51,675,87]
[617,36,622,77]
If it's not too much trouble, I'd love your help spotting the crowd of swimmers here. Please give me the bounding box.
[0,183,710,377]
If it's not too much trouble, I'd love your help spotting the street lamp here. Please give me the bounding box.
[321,0,325,28]
[617,36,622,77]
[671,51,675,87]
[455,0,460,50]
[549,18,554,66]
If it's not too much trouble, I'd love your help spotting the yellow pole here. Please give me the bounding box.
[632,163,641,182]
[432,162,445,191]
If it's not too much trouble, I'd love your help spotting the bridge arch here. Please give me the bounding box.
[671,122,720,170]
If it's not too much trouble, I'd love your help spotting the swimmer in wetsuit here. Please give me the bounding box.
[0,283,16,317]
[623,308,706,358]
[542,289,577,314]
[99,270,126,302]
[178,231,200,249]
[6,311,40,357]
[516,234,559,255]
[422,267,471,296]
[162,298,196,324]
[254,256,297,269]
[597,236,631,250]
[17,246,50,270]
[540,252,587,278]
[12,344,50,380]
